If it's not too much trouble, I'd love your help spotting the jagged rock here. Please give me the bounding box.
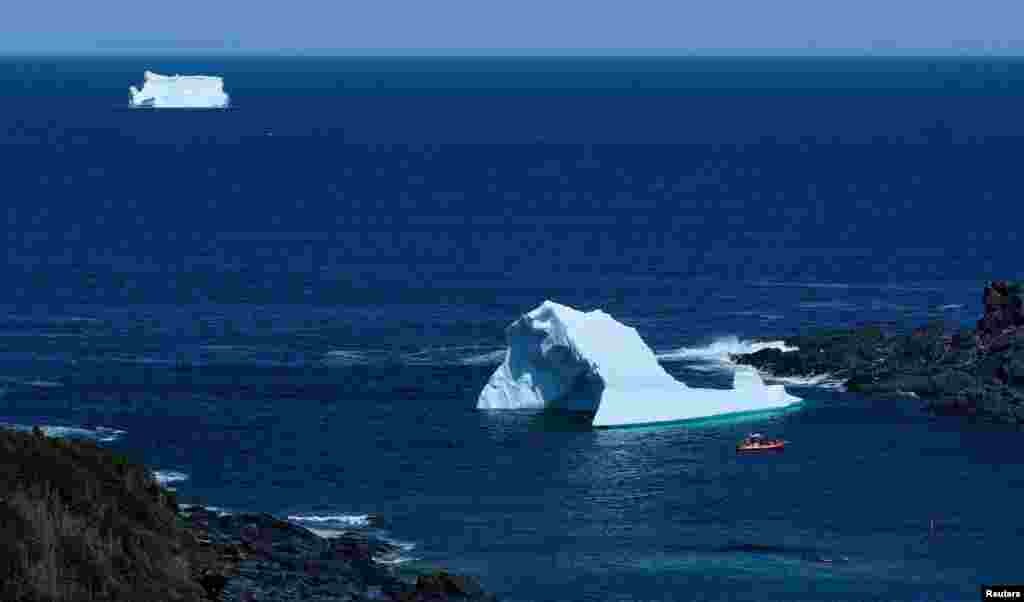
[733,281,1024,425]
[176,508,498,602]
[0,429,209,602]
[978,281,1024,347]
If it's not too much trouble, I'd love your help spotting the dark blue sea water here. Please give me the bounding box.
[2,57,1024,601]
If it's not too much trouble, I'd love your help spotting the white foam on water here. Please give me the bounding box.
[656,336,798,363]
[286,514,372,528]
[375,555,418,565]
[154,470,190,485]
[0,423,126,443]
[374,537,419,565]
[323,350,373,364]
[401,345,507,366]
[307,528,347,539]
[379,536,417,552]
[762,373,846,390]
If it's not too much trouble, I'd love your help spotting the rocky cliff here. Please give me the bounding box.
[0,427,498,602]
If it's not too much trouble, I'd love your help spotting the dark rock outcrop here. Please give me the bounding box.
[977,280,1024,348]
[0,427,499,602]
[181,506,498,602]
[732,280,1024,425]
[0,428,207,602]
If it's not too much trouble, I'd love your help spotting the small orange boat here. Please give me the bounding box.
[737,433,786,452]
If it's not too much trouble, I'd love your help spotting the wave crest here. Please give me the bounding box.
[286,514,372,528]
[0,422,126,443]
[656,336,798,363]
[762,373,846,390]
[154,470,189,485]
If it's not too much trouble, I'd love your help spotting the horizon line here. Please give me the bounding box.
[3,48,1024,59]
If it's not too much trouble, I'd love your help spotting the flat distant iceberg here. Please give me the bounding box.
[477,301,801,427]
[129,70,229,108]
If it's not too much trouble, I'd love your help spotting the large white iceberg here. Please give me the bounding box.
[129,70,229,108]
[477,301,801,427]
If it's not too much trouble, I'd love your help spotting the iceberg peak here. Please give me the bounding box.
[477,301,801,427]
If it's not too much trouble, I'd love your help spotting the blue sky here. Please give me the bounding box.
[3,0,1023,54]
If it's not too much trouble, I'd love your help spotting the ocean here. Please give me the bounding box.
[2,56,1024,601]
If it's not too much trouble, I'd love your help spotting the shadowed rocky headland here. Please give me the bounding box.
[732,280,1024,424]
[0,427,498,602]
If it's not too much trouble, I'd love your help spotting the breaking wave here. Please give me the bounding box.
[656,336,798,364]
[761,373,846,390]
[287,514,372,528]
[0,422,126,442]
[154,470,190,485]
[289,512,417,561]
[375,555,418,565]
[653,337,845,389]
[374,537,418,565]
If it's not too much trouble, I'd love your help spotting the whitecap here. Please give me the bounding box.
[374,537,418,565]
[656,336,798,363]
[0,423,126,443]
[286,514,371,528]
[323,349,381,365]
[937,304,964,311]
[401,345,507,366]
[154,470,190,485]
[379,537,417,552]
[762,373,846,390]
[375,555,418,565]
[307,528,347,539]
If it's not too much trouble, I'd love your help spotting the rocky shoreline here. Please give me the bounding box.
[732,280,1024,425]
[0,426,498,602]
[182,506,498,602]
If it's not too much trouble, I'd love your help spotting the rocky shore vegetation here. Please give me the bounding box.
[0,427,498,602]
